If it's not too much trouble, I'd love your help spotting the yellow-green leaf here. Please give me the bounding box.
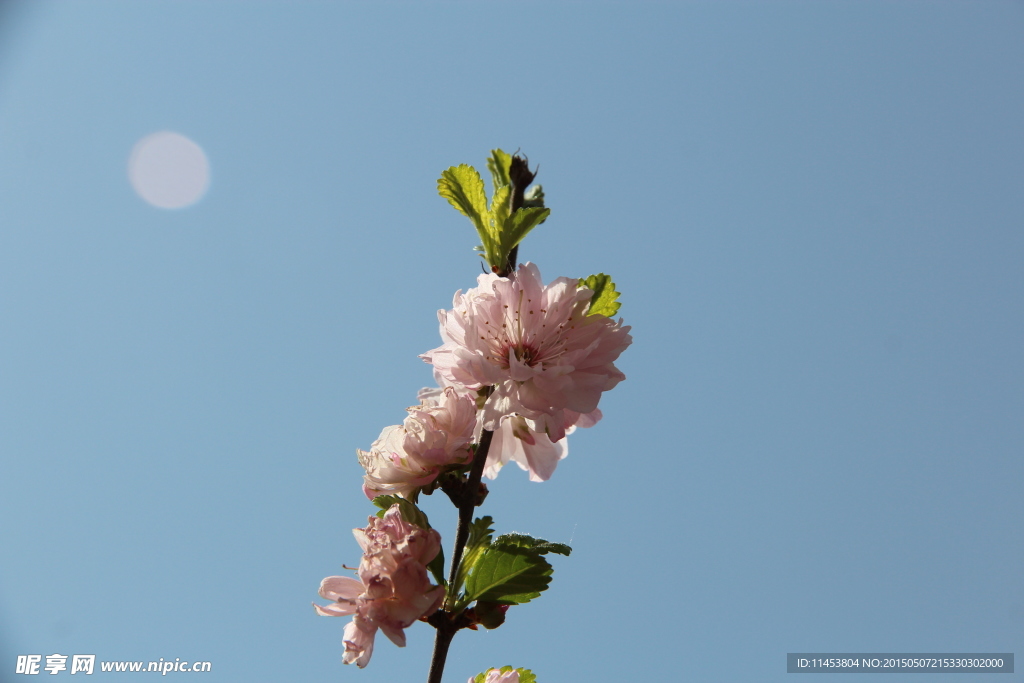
[486,148,512,194]
[438,165,487,221]
[501,207,550,255]
[580,273,621,317]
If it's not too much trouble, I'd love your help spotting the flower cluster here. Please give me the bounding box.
[317,149,633,682]
[313,505,444,668]
[358,387,477,499]
[422,263,631,442]
[356,264,629,498]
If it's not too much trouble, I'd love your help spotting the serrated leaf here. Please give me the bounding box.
[579,273,621,317]
[450,516,495,598]
[490,184,511,236]
[467,516,495,552]
[516,669,537,683]
[500,206,550,256]
[438,165,500,263]
[487,149,512,194]
[438,165,488,225]
[370,494,402,513]
[492,533,571,557]
[463,544,554,605]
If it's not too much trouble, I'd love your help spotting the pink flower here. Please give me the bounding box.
[313,505,445,668]
[419,383,596,482]
[358,387,477,499]
[470,668,522,683]
[422,263,631,442]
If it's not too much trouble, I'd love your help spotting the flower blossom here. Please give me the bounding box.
[313,505,445,668]
[422,263,631,442]
[358,387,477,499]
[470,668,524,683]
[418,382,596,482]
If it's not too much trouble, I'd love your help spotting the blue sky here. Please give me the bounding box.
[1,2,1022,682]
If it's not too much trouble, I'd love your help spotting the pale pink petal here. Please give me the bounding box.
[342,616,376,668]
[518,430,567,482]
[313,601,357,617]
[379,623,407,647]
[484,415,568,481]
[565,407,602,429]
[319,576,364,602]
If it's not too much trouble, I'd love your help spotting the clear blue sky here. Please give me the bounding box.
[1,2,1022,682]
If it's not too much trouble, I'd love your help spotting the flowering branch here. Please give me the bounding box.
[427,154,535,682]
[439,148,531,576]
[314,149,631,683]
[444,424,496,592]
[427,414,495,683]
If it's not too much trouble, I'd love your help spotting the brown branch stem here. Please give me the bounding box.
[500,154,536,277]
[426,421,495,683]
[426,626,456,683]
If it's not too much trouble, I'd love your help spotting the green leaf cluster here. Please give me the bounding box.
[450,519,571,612]
[471,667,537,683]
[579,273,622,317]
[437,150,551,272]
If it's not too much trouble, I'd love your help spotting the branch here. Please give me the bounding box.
[427,394,496,683]
[430,150,535,683]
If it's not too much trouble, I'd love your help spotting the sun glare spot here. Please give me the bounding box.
[128,131,210,209]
